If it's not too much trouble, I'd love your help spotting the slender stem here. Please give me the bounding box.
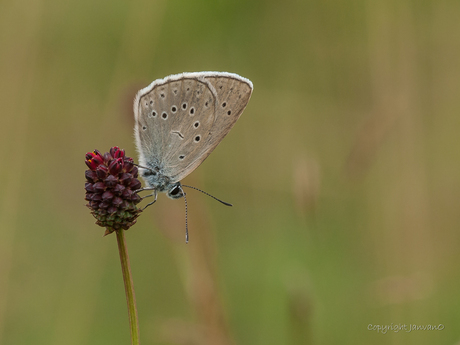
[116,229,140,345]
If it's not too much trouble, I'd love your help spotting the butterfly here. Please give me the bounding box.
[133,71,253,242]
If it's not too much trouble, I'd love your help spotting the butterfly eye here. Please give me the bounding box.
[169,185,183,198]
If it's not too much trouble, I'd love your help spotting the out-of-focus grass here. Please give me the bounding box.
[1,0,460,344]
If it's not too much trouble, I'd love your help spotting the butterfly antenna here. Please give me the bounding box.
[181,187,189,244]
[181,185,233,206]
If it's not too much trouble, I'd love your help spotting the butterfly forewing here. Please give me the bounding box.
[134,72,253,184]
[135,78,215,173]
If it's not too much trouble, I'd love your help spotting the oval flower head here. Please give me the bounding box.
[85,147,142,235]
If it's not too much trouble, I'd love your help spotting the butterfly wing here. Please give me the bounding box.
[134,72,253,183]
[169,72,253,182]
[134,74,215,175]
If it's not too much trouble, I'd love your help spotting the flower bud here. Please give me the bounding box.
[109,158,123,176]
[93,182,106,192]
[103,152,111,163]
[102,191,114,201]
[113,148,125,159]
[112,197,123,207]
[96,165,109,179]
[110,146,120,158]
[92,194,102,202]
[113,184,126,195]
[129,179,141,190]
[85,170,98,183]
[122,188,133,198]
[85,182,95,193]
[123,159,134,173]
[119,173,133,186]
[104,175,118,188]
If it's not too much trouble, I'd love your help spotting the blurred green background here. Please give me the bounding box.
[1,0,459,344]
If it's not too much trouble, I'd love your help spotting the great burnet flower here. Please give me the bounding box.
[85,147,142,235]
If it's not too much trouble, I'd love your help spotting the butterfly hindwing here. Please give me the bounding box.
[168,73,253,182]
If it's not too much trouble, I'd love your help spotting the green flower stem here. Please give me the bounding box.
[116,229,140,345]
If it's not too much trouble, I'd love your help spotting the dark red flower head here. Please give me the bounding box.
[85,147,142,235]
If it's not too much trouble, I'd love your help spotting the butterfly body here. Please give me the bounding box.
[133,71,253,199]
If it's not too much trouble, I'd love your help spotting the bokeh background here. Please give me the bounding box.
[1,0,459,344]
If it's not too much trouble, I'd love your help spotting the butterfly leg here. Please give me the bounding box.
[134,186,155,193]
[141,189,158,211]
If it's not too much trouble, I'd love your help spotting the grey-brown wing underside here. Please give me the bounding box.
[168,74,252,182]
[134,72,253,183]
